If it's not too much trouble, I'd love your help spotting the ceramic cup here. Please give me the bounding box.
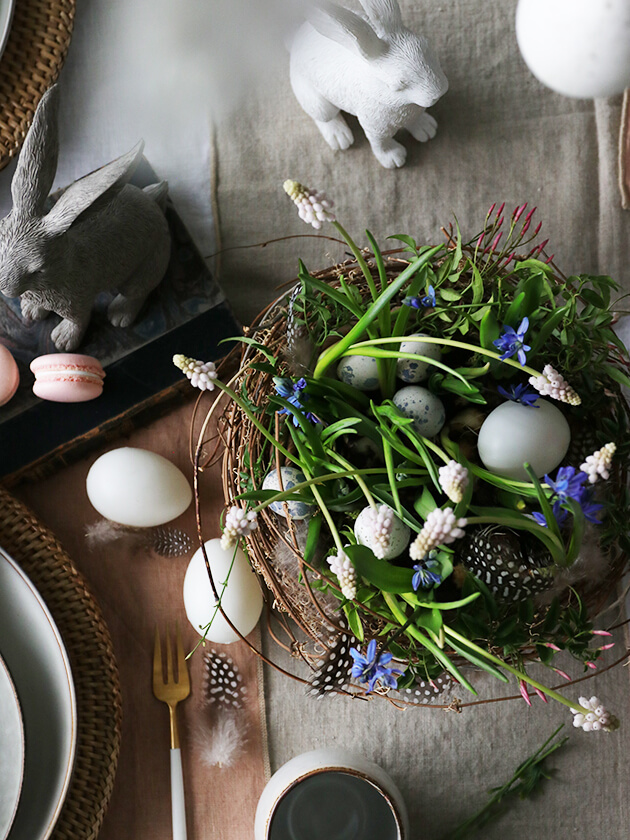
[254,748,409,840]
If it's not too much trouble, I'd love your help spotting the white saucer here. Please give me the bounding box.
[0,652,24,840]
[0,547,76,840]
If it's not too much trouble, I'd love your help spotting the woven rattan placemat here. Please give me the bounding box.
[0,0,75,170]
[0,485,121,840]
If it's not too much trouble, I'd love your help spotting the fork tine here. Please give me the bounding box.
[166,624,174,684]
[175,622,190,691]
[153,625,163,687]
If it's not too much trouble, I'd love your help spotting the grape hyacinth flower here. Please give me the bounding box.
[173,354,218,391]
[529,364,581,406]
[349,639,404,693]
[283,179,335,229]
[571,696,619,732]
[327,550,357,600]
[220,506,258,550]
[493,317,531,365]
[438,460,469,504]
[497,382,539,407]
[580,442,616,484]
[403,285,436,309]
[409,508,467,560]
[273,376,318,427]
[362,504,394,559]
[412,553,442,590]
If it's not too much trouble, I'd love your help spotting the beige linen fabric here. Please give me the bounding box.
[213,1,630,838]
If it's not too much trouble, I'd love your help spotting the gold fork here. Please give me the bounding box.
[153,622,191,840]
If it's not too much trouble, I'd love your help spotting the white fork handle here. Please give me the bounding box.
[170,748,187,840]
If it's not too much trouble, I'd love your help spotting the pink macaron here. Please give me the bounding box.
[30,353,105,403]
[0,344,19,406]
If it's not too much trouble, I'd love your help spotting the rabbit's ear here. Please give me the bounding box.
[44,141,145,235]
[308,1,385,60]
[12,85,60,217]
[359,0,402,36]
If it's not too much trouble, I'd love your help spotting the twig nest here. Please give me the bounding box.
[262,466,314,520]
[477,398,570,481]
[393,386,446,438]
[396,334,442,383]
[354,505,411,559]
[337,355,379,391]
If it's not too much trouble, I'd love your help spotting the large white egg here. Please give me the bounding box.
[183,538,263,644]
[86,447,192,526]
[396,334,442,383]
[516,0,630,98]
[262,466,314,520]
[354,506,410,559]
[477,399,570,481]
[337,355,379,391]
[393,386,446,438]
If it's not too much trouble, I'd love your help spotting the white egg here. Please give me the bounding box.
[262,466,314,520]
[516,0,630,98]
[396,334,442,383]
[183,538,263,644]
[393,386,446,438]
[86,447,192,527]
[337,355,379,391]
[354,505,411,559]
[477,399,570,481]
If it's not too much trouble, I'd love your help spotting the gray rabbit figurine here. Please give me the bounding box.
[289,0,449,168]
[0,85,171,351]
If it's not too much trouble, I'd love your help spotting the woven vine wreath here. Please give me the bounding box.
[177,185,630,728]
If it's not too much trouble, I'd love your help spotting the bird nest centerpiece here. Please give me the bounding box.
[178,185,630,727]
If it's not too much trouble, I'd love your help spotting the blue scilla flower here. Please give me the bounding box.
[493,317,531,365]
[273,376,318,427]
[497,382,539,407]
[349,639,404,692]
[412,555,442,591]
[576,488,604,524]
[403,285,436,309]
[544,466,587,503]
[532,500,568,529]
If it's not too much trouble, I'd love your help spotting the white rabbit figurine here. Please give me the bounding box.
[0,85,171,351]
[289,0,449,168]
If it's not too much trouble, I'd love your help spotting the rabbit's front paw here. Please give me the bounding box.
[407,111,438,143]
[316,115,354,151]
[20,294,50,322]
[51,318,84,352]
[368,136,407,169]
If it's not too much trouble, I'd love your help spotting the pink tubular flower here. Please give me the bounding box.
[283,180,335,229]
[220,506,258,550]
[519,679,532,706]
[409,508,466,561]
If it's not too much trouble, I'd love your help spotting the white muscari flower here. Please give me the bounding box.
[283,179,335,230]
[173,354,218,391]
[220,506,258,550]
[580,442,616,484]
[528,364,581,406]
[571,696,619,732]
[409,507,467,561]
[363,504,394,560]
[327,550,357,600]
[438,460,469,504]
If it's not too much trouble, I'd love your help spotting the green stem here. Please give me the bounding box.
[306,473,344,553]
[443,626,582,711]
[329,451,377,509]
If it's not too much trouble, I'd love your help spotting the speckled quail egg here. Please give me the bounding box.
[477,398,570,481]
[354,505,411,560]
[262,466,314,520]
[396,334,442,383]
[393,386,446,438]
[337,355,379,391]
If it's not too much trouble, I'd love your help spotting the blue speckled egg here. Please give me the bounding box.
[262,466,314,520]
[337,355,379,391]
[393,386,446,438]
[396,334,442,383]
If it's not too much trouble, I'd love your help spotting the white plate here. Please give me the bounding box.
[0,0,14,62]
[0,653,24,840]
[0,547,76,840]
